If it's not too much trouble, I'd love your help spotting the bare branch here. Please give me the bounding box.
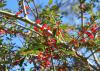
[32,0,38,18]
[25,0,37,18]
[22,0,27,18]
[91,50,100,68]
[0,10,52,35]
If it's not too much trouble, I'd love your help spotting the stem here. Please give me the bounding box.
[81,10,84,27]
[51,55,55,71]
[32,0,38,18]
[91,50,100,68]
[25,0,37,18]
[0,10,52,35]
[80,3,84,28]
[17,21,43,36]
[22,0,27,18]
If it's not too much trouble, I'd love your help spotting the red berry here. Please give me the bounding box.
[48,54,52,57]
[51,38,57,43]
[90,27,96,33]
[36,19,41,24]
[40,24,47,31]
[62,34,65,37]
[51,47,55,51]
[40,26,44,31]
[26,12,29,14]
[56,30,61,36]
[56,21,60,25]
[85,32,94,39]
[89,34,94,39]
[53,55,58,59]
[46,60,50,66]
[93,24,97,28]
[42,31,51,36]
[16,12,21,15]
[47,41,52,46]
[78,32,81,35]
[34,26,38,31]
[81,38,86,42]
[47,26,50,30]
[87,22,91,26]
[16,11,22,16]
[25,6,29,9]
[20,10,23,13]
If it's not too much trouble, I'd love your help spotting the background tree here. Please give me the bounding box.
[0,0,100,71]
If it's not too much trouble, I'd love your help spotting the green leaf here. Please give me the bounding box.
[66,50,75,55]
[0,3,6,8]
[0,38,3,45]
[53,28,57,37]
[0,61,10,64]
[51,5,58,11]
[48,0,53,5]
[57,40,60,44]
[19,58,25,67]
[30,67,33,71]
[60,24,67,29]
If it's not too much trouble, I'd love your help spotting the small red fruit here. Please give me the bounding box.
[50,38,57,44]
[85,32,94,39]
[40,24,47,31]
[16,10,23,16]
[87,22,91,26]
[56,21,60,26]
[81,38,86,42]
[90,27,96,33]
[34,26,38,31]
[47,26,50,30]
[25,6,29,9]
[36,19,41,24]
[26,12,29,14]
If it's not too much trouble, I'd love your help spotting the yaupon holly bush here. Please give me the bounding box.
[0,0,100,71]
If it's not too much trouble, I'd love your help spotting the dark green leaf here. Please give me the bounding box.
[19,58,25,67]
[51,5,58,11]
[0,3,6,8]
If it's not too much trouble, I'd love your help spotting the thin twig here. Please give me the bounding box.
[25,0,37,18]
[32,0,39,18]
[91,50,100,68]
[17,20,43,36]
[80,3,84,28]
[0,10,53,35]
[22,0,27,18]
[51,52,55,71]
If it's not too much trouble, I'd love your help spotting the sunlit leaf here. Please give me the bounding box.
[48,0,53,5]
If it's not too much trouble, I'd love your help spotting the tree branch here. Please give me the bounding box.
[32,0,38,18]
[91,50,100,68]
[0,10,52,34]
[25,0,37,18]
[22,0,27,17]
